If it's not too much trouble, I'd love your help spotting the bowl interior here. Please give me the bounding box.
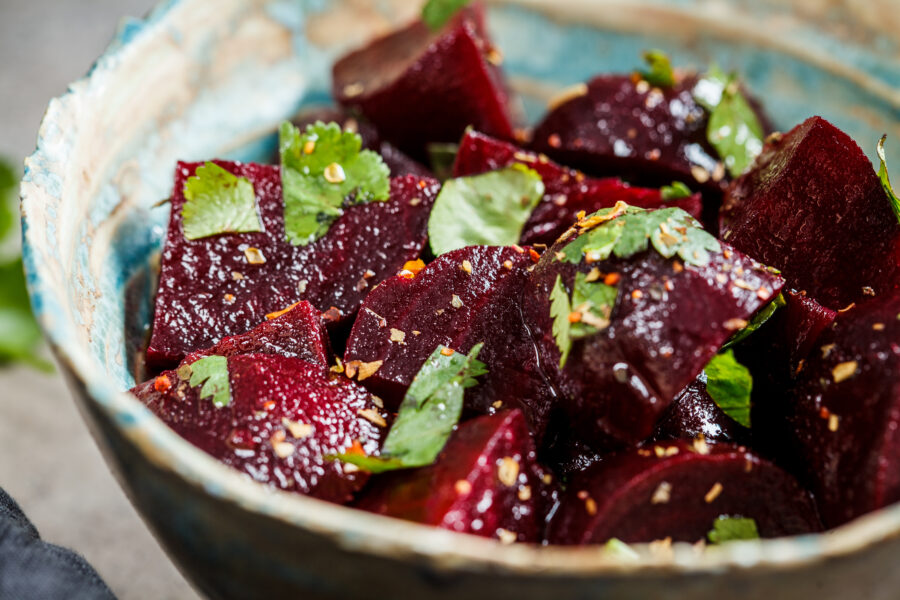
[19,0,900,575]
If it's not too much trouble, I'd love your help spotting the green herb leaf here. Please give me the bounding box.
[693,66,764,178]
[877,135,900,223]
[280,121,391,246]
[704,350,752,428]
[550,275,573,368]
[181,162,263,240]
[188,355,231,408]
[335,344,487,472]
[721,293,786,351]
[0,160,16,241]
[708,516,759,544]
[427,164,545,256]
[570,271,618,339]
[638,49,675,87]
[603,538,640,560]
[426,142,459,182]
[561,205,720,268]
[422,0,471,30]
[660,181,692,201]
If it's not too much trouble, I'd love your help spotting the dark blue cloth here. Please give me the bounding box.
[0,487,115,600]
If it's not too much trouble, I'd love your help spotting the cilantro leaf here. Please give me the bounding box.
[660,181,692,201]
[704,350,752,428]
[550,275,573,368]
[422,0,471,30]
[335,344,487,472]
[721,293,786,351]
[561,205,720,268]
[570,271,618,339]
[188,355,231,408]
[708,516,759,544]
[427,164,545,256]
[427,142,459,182]
[280,121,390,246]
[877,135,900,223]
[603,538,640,560]
[638,49,675,87]
[181,162,263,240]
[693,66,764,178]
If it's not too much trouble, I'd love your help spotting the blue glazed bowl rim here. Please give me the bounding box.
[18,0,900,576]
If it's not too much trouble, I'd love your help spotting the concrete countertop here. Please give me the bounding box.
[0,1,200,598]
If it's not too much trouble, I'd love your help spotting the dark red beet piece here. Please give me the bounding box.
[652,375,749,444]
[720,116,900,310]
[332,4,516,160]
[287,106,431,178]
[131,354,388,504]
[771,294,900,527]
[546,441,821,545]
[529,75,723,194]
[355,410,543,543]
[146,162,437,369]
[343,246,557,439]
[525,222,784,449]
[183,300,331,367]
[453,130,702,246]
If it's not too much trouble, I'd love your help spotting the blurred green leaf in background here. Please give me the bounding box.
[0,160,51,371]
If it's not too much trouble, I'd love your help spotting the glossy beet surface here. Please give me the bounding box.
[343,245,557,439]
[720,116,900,310]
[131,355,387,504]
[547,441,822,544]
[146,162,437,369]
[652,374,749,444]
[332,5,515,159]
[355,410,543,543]
[453,130,702,246]
[529,75,721,193]
[526,228,783,449]
[183,300,331,367]
[775,294,900,527]
[288,107,431,178]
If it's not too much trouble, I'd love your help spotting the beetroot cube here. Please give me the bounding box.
[720,116,900,310]
[355,410,543,543]
[772,294,900,526]
[332,4,516,159]
[146,162,438,369]
[453,130,702,246]
[524,216,784,449]
[529,75,723,193]
[652,375,749,445]
[184,300,331,367]
[546,441,821,544]
[131,354,388,504]
[343,245,556,439]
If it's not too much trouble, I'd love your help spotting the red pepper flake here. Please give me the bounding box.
[757,287,772,301]
[528,248,541,263]
[819,407,831,419]
[568,311,583,323]
[873,322,886,331]
[862,286,876,297]
[400,259,425,278]
[672,261,684,274]
[548,133,562,149]
[262,400,276,411]
[345,439,366,456]
[503,260,514,270]
[266,301,301,321]
[512,244,525,254]
[838,303,856,313]
[440,347,455,357]
[223,293,236,304]
[603,273,620,286]
[417,179,428,190]
[631,289,644,300]
[322,306,343,323]
[154,375,172,393]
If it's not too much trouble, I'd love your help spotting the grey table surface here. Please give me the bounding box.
[0,1,201,598]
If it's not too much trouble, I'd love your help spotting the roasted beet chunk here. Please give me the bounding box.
[355,410,543,542]
[131,355,388,503]
[333,4,516,159]
[768,294,900,527]
[184,300,331,367]
[343,245,556,439]
[453,130,702,246]
[720,116,900,310]
[146,162,437,369]
[652,375,749,444]
[524,205,784,449]
[546,441,821,544]
[286,107,431,177]
[530,75,723,193]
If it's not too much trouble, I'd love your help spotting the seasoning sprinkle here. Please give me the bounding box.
[323,162,346,184]
[455,480,472,495]
[282,418,314,439]
[518,485,532,502]
[266,301,301,320]
[651,481,672,504]
[460,259,473,274]
[497,457,520,487]
[704,482,723,503]
[358,408,387,428]
[356,360,384,381]
[828,414,840,432]
[496,528,517,545]
[451,294,463,308]
[389,328,406,344]
[244,247,266,264]
[832,361,858,383]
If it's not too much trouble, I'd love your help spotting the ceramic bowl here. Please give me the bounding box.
[20,1,900,598]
